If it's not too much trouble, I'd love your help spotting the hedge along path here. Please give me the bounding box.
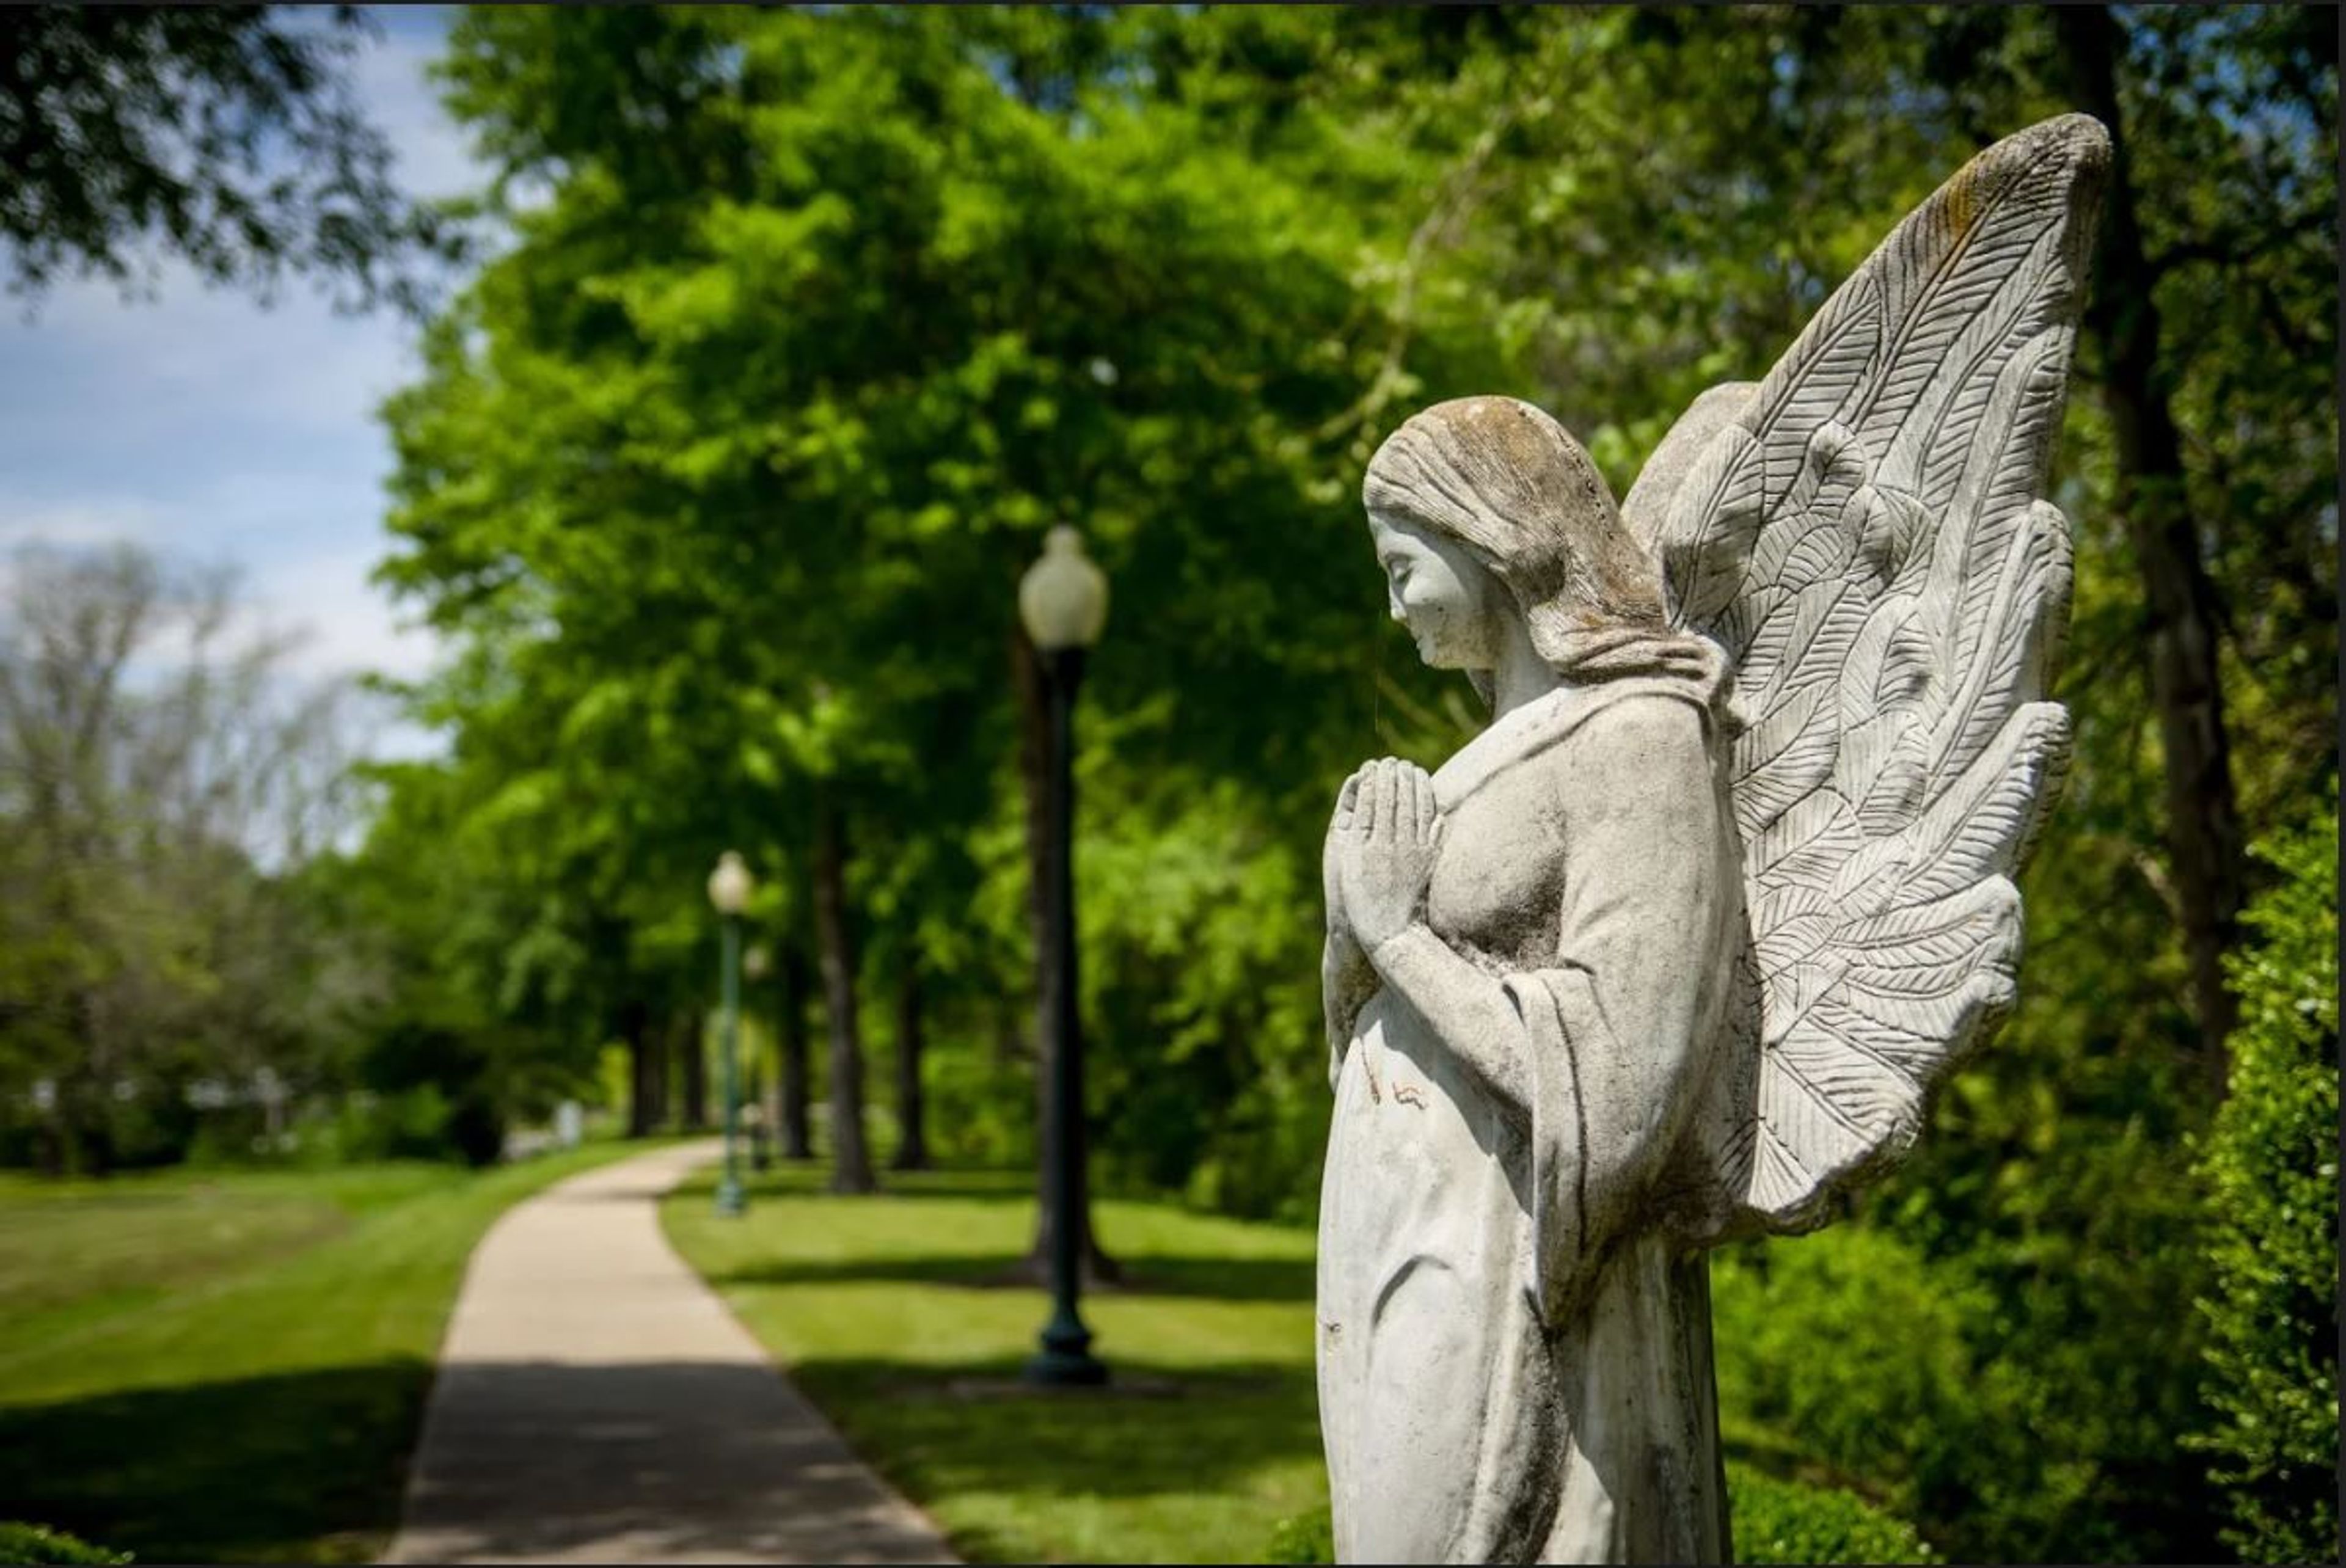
[385,1140,954,1566]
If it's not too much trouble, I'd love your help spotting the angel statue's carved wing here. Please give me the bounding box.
[1618,114,2113,1240]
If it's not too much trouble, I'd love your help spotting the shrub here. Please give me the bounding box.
[1727,1462,1938,1564]
[2189,804,2340,1564]
[921,1032,1036,1170]
[1262,1503,1334,1564]
[301,1087,456,1164]
[1255,1468,1934,1564]
[1710,1224,2037,1544]
[0,1523,129,1565]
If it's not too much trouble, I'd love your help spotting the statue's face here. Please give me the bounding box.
[1368,508,1501,670]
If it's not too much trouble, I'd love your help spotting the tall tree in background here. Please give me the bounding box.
[775,922,814,1160]
[2050,4,2234,1069]
[0,545,370,1170]
[890,963,928,1172]
[387,3,1502,1220]
[809,791,875,1193]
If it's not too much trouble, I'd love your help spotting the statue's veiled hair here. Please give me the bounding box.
[1363,395,1723,702]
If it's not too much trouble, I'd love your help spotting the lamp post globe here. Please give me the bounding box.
[707,851,754,1217]
[1018,525,1108,652]
[1020,526,1109,1387]
[708,851,753,916]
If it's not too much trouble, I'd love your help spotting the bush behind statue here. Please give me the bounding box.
[1259,1467,1935,1565]
[1724,1463,1939,1565]
[2188,801,2341,1564]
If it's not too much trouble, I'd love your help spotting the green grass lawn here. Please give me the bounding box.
[0,1141,656,1564]
[664,1160,1942,1567]
[662,1162,1328,1566]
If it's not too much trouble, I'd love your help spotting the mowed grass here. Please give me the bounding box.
[662,1162,1328,1566]
[0,1142,655,1563]
[664,1165,1942,1567]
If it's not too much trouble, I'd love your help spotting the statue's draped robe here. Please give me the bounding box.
[1317,679,1741,1564]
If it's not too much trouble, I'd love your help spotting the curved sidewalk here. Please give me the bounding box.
[386,1140,955,1565]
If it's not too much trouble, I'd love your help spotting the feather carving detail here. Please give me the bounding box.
[1625,115,2110,1240]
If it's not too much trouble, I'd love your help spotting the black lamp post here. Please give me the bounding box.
[707,850,753,1218]
[1019,525,1109,1387]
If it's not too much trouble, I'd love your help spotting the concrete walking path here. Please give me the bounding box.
[385,1140,956,1565]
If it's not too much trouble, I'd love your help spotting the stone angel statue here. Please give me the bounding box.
[1315,115,2110,1564]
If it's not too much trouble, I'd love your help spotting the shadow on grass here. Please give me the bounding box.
[707,1251,1317,1303]
[0,1357,959,1564]
[790,1354,1325,1559]
[0,1358,433,1564]
[0,1350,1325,1566]
[734,1165,1039,1202]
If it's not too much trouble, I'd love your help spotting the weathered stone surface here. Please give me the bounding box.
[1315,114,2110,1564]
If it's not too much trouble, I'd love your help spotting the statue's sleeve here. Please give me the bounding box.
[1323,932,1378,1088]
[1499,694,1728,1327]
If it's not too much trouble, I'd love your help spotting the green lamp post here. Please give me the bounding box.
[707,849,753,1219]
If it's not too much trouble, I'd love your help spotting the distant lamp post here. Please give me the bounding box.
[707,850,754,1218]
[1018,525,1109,1387]
[744,943,773,1172]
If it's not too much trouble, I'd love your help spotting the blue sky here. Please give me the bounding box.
[0,7,473,742]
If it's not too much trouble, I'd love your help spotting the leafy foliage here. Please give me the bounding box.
[0,1523,128,1566]
[374,4,1507,1205]
[1258,1466,1938,1565]
[1712,1223,2094,1557]
[1726,1463,1939,1566]
[0,4,454,311]
[1262,1504,1335,1565]
[2190,805,2341,1564]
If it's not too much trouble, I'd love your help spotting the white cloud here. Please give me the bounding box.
[250,544,441,684]
[350,9,483,204]
[0,494,175,549]
[3,261,420,452]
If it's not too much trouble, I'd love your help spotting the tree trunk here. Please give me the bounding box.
[656,1014,674,1130]
[813,790,877,1194]
[1012,630,1119,1285]
[993,1000,1023,1068]
[779,938,814,1159]
[678,1009,709,1131]
[59,990,113,1175]
[757,1016,783,1165]
[2055,5,2246,1085]
[623,999,656,1137]
[642,1012,667,1131]
[891,962,930,1171]
[59,1071,111,1178]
